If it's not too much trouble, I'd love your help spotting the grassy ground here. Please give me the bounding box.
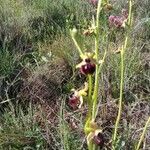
[0,0,150,149]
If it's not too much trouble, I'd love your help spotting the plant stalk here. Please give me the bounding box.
[112,0,132,148]
[92,0,103,121]
[72,36,83,56]
[136,117,150,150]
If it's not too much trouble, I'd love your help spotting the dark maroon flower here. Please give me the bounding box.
[93,132,105,147]
[68,94,80,110]
[80,62,96,75]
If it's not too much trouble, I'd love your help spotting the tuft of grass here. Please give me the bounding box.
[0,103,46,149]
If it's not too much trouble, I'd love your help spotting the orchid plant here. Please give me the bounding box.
[67,0,150,149]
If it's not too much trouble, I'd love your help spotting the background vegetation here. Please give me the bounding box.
[0,0,149,149]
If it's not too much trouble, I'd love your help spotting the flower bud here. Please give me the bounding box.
[70,28,78,38]
[104,3,113,11]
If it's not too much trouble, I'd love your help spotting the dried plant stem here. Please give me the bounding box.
[136,117,150,150]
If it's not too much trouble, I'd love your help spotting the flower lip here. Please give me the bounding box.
[76,53,96,75]
[80,62,96,75]
[81,57,96,75]
[68,95,80,110]
[93,132,105,147]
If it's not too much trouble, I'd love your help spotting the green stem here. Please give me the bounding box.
[95,0,102,60]
[112,44,125,147]
[72,36,83,56]
[88,143,94,150]
[92,144,96,150]
[98,46,107,74]
[88,75,93,119]
[92,66,99,120]
[128,0,132,27]
[92,0,103,121]
[136,117,150,150]
[88,141,96,150]
[93,46,107,118]
[88,75,93,105]
[86,1,103,150]
[112,0,132,147]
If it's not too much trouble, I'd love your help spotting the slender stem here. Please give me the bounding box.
[85,75,93,130]
[91,64,99,119]
[84,1,103,149]
[112,0,132,147]
[93,46,107,118]
[92,144,96,150]
[87,1,103,150]
[72,36,83,56]
[112,44,125,147]
[128,0,132,27]
[98,46,107,74]
[88,74,93,118]
[113,38,128,145]
[88,143,93,150]
[92,0,103,121]
[92,66,99,120]
[88,75,93,105]
[95,0,102,60]
[92,47,107,119]
[136,117,150,150]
